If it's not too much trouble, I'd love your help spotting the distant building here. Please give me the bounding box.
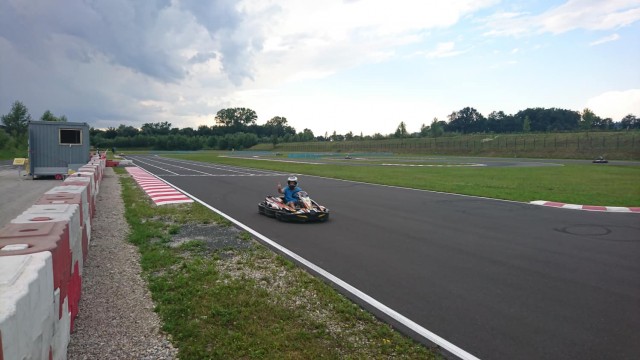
[28,120,90,178]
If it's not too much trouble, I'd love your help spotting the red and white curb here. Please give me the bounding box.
[530,201,640,213]
[126,167,193,205]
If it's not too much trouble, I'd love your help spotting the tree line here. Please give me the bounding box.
[435,107,637,135]
[90,108,315,151]
[2,100,639,154]
[0,101,69,156]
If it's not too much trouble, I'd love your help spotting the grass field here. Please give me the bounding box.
[253,131,640,160]
[115,167,439,359]
[0,148,26,160]
[166,151,640,207]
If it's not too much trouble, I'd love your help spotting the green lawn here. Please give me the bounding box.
[260,131,640,160]
[167,152,640,207]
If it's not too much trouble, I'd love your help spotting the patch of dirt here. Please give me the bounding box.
[170,223,254,253]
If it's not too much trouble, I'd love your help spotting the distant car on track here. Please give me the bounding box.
[593,156,608,164]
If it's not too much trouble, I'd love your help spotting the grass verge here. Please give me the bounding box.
[167,152,640,207]
[115,167,439,359]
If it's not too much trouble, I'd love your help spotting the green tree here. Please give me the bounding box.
[1,101,31,136]
[430,118,443,138]
[301,128,315,142]
[395,121,408,138]
[523,115,531,132]
[197,125,212,136]
[330,131,338,141]
[215,108,258,127]
[420,123,430,137]
[206,136,218,148]
[117,124,139,137]
[447,107,485,133]
[581,108,596,130]
[345,131,354,140]
[40,110,67,122]
[141,122,172,135]
[620,114,639,129]
[265,116,294,138]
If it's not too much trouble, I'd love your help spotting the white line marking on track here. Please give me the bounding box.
[132,155,290,177]
[219,155,324,165]
[381,163,487,167]
[152,156,263,175]
[131,157,179,175]
[160,174,287,177]
[138,156,221,176]
[135,163,481,360]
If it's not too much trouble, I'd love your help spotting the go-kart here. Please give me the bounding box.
[258,191,329,222]
[592,156,608,164]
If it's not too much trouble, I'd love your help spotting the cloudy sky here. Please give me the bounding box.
[1,0,639,136]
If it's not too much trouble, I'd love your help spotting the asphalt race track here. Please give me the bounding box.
[127,155,640,360]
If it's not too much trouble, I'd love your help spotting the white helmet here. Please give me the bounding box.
[287,175,298,184]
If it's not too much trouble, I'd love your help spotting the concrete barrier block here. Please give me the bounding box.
[73,169,100,195]
[51,289,70,360]
[13,204,83,277]
[0,222,71,321]
[78,166,99,187]
[9,208,85,331]
[65,172,95,205]
[66,174,97,216]
[63,177,92,219]
[0,252,55,360]
[46,185,91,231]
[36,193,89,240]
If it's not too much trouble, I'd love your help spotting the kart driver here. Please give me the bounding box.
[278,176,302,208]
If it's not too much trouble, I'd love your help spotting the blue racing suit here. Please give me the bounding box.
[284,186,302,204]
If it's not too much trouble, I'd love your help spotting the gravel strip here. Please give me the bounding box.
[67,167,178,360]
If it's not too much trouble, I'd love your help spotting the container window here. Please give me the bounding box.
[60,129,82,145]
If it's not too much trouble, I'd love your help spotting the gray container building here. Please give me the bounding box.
[28,120,91,177]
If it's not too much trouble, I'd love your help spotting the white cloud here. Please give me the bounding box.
[589,33,620,46]
[2,0,637,137]
[586,89,640,120]
[483,0,640,36]
[247,0,497,83]
[540,0,640,33]
[0,0,501,131]
[422,42,466,59]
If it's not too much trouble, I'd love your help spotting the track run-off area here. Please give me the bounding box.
[127,154,639,360]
